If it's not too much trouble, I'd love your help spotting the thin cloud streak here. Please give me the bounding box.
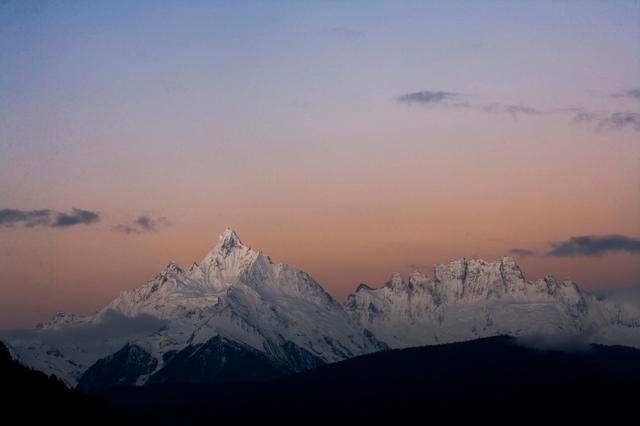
[112,215,170,234]
[573,110,640,132]
[397,90,461,105]
[481,103,543,120]
[0,208,100,228]
[397,89,640,131]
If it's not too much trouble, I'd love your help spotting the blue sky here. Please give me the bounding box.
[0,1,639,326]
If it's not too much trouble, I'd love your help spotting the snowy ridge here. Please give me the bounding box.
[345,257,640,348]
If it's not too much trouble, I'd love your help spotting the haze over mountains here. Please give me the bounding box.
[2,229,640,389]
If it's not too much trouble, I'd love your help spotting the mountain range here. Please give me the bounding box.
[3,229,640,390]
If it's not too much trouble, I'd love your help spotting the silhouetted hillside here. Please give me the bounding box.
[0,341,131,425]
[101,335,640,423]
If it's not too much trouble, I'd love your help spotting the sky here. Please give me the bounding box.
[1,0,639,327]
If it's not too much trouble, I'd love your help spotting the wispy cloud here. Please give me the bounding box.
[397,90,461,105]
[573,110,640,132]
[592,284,640,317]
[397,90,542,119]
[509,248,537,257]
[0,310,168,347]
[546,234,640,257]
[612,88,640,100]
[598,111,640,131]
[397,89,640,131]
[571,109,600,124]
[112,215,170,234]
[0,208,100,228]
[481,103,543,120]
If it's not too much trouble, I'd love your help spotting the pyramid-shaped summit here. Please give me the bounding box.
[215,228,243,254]
[7,229,385,388]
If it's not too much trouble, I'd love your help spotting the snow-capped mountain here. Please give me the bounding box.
[3,230,640,389]
[345,257,640,348]
[4,229,384,389]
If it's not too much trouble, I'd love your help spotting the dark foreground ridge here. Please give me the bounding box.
[0,341,131,425]
[100,335,640,423]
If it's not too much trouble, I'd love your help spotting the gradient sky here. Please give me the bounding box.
[1,1,639,327]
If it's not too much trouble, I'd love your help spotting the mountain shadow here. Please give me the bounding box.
[147,336,287,384]
[0,341,132,425]
[78,336,325,393]
[100,335,640,423]
[78,343,158,392]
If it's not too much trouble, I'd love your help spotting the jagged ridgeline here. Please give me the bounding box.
[3,229,640,390]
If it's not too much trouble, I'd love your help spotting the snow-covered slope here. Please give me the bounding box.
[104,229,384,359]
[345,257,640,348]
[3,229,384,387]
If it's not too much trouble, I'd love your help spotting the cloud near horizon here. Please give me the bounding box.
[0,208,100,228]
[547,234,640,257]
[509,248,537,257]
[112,215,170,234]
[0,309,168,347]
